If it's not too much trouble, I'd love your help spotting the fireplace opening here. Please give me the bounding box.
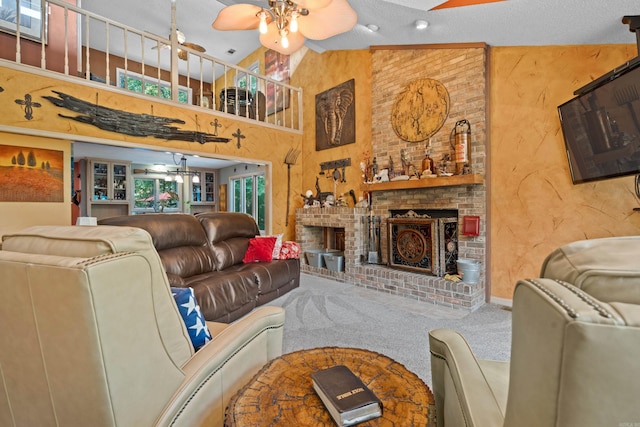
[388,209,458,276]
[325,227,345,251]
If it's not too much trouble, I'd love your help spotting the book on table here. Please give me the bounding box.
[311,364,382,426]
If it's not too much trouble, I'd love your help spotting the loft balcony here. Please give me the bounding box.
[0,0,302,132]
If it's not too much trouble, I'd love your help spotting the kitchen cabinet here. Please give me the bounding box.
[190,169,217,214]
[84,159,131,219]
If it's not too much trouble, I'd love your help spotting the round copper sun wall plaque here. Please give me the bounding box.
[391,78,450,143]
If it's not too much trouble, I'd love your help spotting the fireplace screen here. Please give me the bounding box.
[388,217,458,276]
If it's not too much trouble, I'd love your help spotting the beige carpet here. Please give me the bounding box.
[270,273,512,386]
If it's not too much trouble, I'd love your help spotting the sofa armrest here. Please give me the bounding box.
[429,328,507,427]
[155,306,285,427]
[166,272,186,287]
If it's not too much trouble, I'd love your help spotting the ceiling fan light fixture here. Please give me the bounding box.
[214,0,356,55]
[175,29,186,44]
[258,10,269,34]
[280,28,290,48]
[290,10,299,32]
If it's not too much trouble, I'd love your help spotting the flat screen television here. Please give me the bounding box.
[558,57,640,184]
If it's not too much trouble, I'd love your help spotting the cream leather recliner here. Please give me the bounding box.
[429,236,640,427]
[0,225,285,427]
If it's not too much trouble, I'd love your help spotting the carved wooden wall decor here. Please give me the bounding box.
[15,94,41,120]
[315,79,355,151]
[390,78,450,142]
[43,91,231,144]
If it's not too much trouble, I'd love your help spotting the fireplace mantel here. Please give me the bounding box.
[361,174,484,192]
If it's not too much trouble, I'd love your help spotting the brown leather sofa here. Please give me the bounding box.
[99,212,299,323]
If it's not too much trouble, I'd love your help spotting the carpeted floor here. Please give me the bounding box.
[270,273,512,386]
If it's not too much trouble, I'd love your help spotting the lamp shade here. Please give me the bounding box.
[259,23,305,55]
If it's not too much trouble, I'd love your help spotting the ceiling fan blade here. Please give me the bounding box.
[430,0,505,10]
[151,43,170,50]
[295,0,333,9]
[182,42,206,53]
[259,23,305,55]
[212,4,264,31]
[298,0,357,40]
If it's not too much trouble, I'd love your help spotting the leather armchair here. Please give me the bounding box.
[0,225,285,427]
[429,237,640,427]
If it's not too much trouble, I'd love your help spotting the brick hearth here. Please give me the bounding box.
[296,207,485,310]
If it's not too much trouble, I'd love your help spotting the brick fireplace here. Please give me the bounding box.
[297,205,484,310]
[296,44,488,310]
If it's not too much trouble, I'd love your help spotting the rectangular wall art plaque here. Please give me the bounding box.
[0,144,64,202]
[315,79,356,151]
[0,0,47,42]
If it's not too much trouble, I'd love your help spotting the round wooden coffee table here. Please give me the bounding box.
[224,347,435,426]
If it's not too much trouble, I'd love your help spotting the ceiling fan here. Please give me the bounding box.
[212,0,357,55]
[153,29,206,60]
[152,0,206,61]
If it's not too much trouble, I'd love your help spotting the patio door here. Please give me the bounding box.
[230,173,266,232]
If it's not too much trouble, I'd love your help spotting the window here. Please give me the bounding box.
[231,172,265,231]
[235,61,260,95]
[116,68,192,104]
[133,176,180,213]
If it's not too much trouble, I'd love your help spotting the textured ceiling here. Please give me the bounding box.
[82,0,640,66]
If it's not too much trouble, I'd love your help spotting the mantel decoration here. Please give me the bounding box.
[316,79,355,151]
[43,91,231,144]
[212,0,357,55]
[391,78,450,143]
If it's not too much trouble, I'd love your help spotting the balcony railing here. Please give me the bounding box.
[0,0,302,132]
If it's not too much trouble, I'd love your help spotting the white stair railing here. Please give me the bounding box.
[2,0,302,131]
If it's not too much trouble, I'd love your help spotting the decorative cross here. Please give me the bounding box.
[210,118,222,136]
[15,94,42,120]
[232,128,245,149]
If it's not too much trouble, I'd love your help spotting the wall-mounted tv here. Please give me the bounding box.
[558,58,640,184]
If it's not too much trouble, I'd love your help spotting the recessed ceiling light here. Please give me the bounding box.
[366,24,379,32]
[415,20,428,30]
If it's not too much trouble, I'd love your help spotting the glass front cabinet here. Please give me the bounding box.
[85,159,131,218]
[190,169,217,214]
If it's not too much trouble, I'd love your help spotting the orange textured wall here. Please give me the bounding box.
[489,44,640,299]
[290,49,372,207]
[0,64,301,238]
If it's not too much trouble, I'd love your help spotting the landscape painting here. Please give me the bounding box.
[0,144,64,202]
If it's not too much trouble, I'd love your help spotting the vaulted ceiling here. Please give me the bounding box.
[82,0,639,66]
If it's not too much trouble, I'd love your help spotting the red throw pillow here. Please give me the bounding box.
[243,236,277,263]
[278,241,301,259]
